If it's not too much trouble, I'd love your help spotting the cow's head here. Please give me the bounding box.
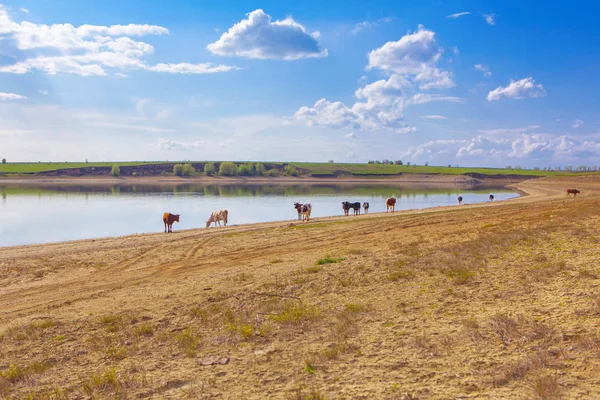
[205,220,211,228]
[293,202,302,211]
[174,214,180,222]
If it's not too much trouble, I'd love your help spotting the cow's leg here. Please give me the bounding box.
[164,223,167,233]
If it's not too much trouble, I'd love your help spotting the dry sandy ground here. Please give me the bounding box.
[1,176,600,399]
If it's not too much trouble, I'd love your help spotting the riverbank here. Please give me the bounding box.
[0,173,525,187]
[1,176,599,398]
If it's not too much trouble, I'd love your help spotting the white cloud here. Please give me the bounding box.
[478,125,540,136]
[367,25,442,75]
[0,92,27,100]
[446,12,471,19]
[451,46,459,55]
[115,72,128,78]
[351,17,392,35]
[474,64,492,77]
[487,78,546,101]
[294,25,459,133]
[345,132,356,138]
[408,93,464,105]
[346,151,357,159]
[0,6,238,76]
[20,7,29,13]
[38,89,49,95]
[420,115,446,120]
[397,126,417,134]
[572,119,584,128]
[154,138,204,151]
[206,9,327,60]
[147,62,239,74]
[482,13,496,26]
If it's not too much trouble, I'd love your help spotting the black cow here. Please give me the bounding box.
[363,202,370,214]
[458,196,463,205]
[489,194,494,201]
[342,201,361,216]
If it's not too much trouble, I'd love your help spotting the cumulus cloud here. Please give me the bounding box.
[0,92,27,100]
[572,119,584,128]
[482,13,496,26]
[154,138,204,151]
[367,25,442,75]
[293,25,459,133]
[446,12,471,19]
[0,6,238,76]
[487,78,546,101]
[206,9,327,60]
[474,64,492,77]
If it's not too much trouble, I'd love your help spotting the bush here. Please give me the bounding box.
[283,165,299,177]
[203,162,216,176]
[255,163,265,176]
[2,158,6,164]
[394,160,403,165]
[264,169,280,177]
[219,161,238,176]
[238,162,255,176]
[174,163,195,177]
[110,165,120,177]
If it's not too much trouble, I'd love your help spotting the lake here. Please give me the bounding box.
[0,182,518,247]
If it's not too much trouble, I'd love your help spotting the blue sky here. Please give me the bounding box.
[1,1,600,167]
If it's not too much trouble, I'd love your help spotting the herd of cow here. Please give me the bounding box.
[161,188,581,232]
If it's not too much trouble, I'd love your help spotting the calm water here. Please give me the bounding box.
[0,183,518,247]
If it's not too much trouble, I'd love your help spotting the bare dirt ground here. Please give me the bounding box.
[1,176,600,399]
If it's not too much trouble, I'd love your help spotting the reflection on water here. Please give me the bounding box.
[0,182,518,247]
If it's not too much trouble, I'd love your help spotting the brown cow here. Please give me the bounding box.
[566,189,581,197]
[386,197,396,212]
[206,210,228,228]
[163,212,180,233]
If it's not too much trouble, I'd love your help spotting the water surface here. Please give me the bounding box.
[0,183,518,247]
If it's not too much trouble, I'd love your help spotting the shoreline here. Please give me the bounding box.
[0,180,528,250]
[0,173,528,186]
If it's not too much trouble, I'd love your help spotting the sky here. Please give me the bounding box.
[1,0,599,168]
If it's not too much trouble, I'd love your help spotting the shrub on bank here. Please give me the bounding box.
[111,165,120,177]
[219,162,238,176]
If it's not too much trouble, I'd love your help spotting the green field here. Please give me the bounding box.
[0,161,163,174]
[0,160,588,177]
[286,162,573,177]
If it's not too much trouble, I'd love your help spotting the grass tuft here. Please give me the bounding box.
[175,328,200,357]
[316,256,345,265]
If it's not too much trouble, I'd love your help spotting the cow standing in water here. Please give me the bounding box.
[206,210,228,228]
[566,189,581,197]
[489,194,495,201]
[163,213,180,233]
[458,196,463,205]
[386,197,396,212]
[363,202,370,214]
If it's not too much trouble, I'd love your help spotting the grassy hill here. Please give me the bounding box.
[0,160,589,178]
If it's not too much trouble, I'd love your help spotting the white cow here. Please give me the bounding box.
[206,210,228,228]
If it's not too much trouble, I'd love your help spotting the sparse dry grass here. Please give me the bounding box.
[2,177,600,398]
